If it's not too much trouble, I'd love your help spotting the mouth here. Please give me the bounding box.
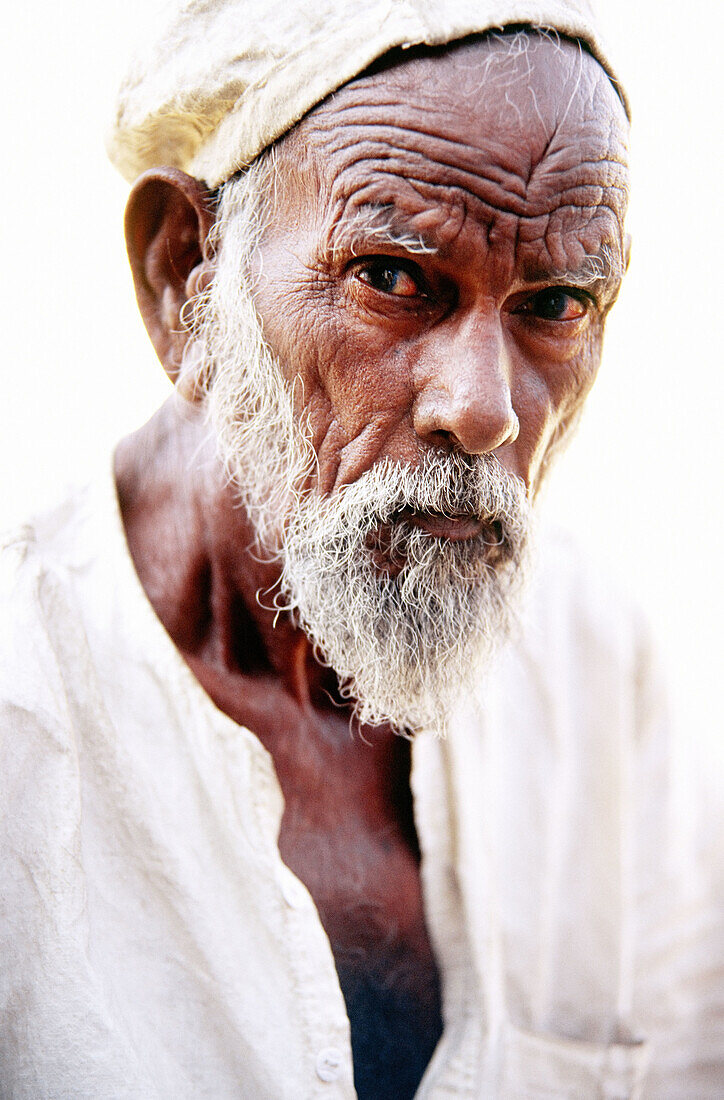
[399,509,485,542]
[365,509,508,575]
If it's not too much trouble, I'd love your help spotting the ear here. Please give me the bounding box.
[623,232,632,273]
[125,167,216,397]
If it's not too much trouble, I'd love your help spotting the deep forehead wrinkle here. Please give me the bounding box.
[305,114,628,227]
[316,116,532,202]
[310,100,625,187]
[321,154,626,248]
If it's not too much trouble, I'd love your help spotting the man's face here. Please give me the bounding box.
[249,33,629,500]
[199,32,629,732]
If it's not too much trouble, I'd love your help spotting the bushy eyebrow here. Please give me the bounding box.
[328,203,438,259]
[520,242,626,306]
[551,243,625,290]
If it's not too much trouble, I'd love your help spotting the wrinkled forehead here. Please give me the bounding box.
[304,33,627,153]
[270,33,630,265]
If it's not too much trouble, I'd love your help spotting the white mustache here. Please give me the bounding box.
[295,450,530,570]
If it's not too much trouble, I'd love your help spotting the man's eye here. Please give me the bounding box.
[518,288,589,321]
[355,259,421,297]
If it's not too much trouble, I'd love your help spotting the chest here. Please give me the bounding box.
[278,796,444,1100]
[185,663,445,1094]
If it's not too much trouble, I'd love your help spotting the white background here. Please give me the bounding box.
[1,2,722,741]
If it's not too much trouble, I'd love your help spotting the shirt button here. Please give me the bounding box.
[316,1047,343,1082]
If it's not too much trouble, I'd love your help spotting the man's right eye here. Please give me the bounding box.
[354,258,422,297]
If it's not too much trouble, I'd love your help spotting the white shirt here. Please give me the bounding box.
[0,469,721,1098]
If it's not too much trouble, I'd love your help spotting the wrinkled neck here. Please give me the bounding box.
[113,394,335,709]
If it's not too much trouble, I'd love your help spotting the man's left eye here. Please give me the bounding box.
[355,259,421,297]
[517,288,589,321]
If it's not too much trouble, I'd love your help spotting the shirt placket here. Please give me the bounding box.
[412,730,491,1097]
[249,746,357,1099]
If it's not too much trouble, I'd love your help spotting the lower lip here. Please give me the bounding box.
[402,512,484,541]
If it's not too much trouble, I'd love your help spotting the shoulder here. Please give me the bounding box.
[525,522,653,664]
[0,499,98,919]
[495,522,664,748]
[0,513,72,716]
[0,487,99,759]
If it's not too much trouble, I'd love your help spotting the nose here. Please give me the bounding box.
[412,313,519,455]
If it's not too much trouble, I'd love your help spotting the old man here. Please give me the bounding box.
[0,0,721,1096]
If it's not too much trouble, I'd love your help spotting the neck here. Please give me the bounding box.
[114,395,342,717]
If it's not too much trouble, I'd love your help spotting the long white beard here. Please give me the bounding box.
[192,172,532,734]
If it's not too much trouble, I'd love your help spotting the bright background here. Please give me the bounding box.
[2,2,722,742]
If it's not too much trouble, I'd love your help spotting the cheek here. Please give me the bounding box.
[251,268,340,423]
[253,277,416,489]
[321,330,413,429]
[310,328,418,490]
[515,328,602,491]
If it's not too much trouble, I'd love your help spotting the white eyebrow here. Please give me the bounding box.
[559,243,625,289]
[330,205,438,259]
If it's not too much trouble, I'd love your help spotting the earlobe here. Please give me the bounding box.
[124,167,216,390]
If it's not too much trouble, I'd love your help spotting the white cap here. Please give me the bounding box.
[107,0,627,188]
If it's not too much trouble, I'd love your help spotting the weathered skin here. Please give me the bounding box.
[252,37,629,502]
[116,34,629,1100]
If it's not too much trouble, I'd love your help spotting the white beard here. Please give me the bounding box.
[278,451,531,734]
[191,171,532,734]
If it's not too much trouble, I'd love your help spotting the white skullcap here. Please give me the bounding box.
[107,0,627,189]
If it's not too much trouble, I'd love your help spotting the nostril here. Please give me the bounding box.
[427,428,459,451]
[416,404,519,455]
